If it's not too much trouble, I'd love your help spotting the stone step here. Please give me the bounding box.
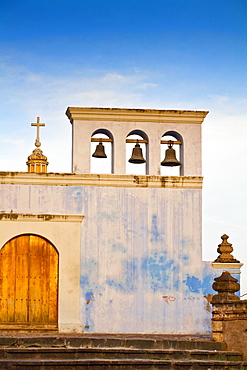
[0,334,227,351]
[0,358,247,369]
[0,347,243,361]
[0,334,246,369]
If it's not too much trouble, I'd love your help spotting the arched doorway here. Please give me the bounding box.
[0,234,58,332]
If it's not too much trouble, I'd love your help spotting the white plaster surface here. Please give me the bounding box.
[0,183,213,334]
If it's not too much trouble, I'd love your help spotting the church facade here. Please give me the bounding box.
[0,107,242,333]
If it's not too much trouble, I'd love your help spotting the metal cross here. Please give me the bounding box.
[31,117,45,147]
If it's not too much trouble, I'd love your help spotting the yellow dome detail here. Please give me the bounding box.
[26,148,49,173]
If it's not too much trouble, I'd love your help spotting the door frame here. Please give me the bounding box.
[0,233,59,332]
[0,213,83,333]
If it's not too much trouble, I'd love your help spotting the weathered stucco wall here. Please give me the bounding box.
[79,185,204,333]
[0,181,219,334]
[1,171,241,334]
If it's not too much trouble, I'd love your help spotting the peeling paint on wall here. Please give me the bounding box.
[1,183,227,334]
[106,259,138,293]
[84,290,95,331]
[150,215,163,242]
[183,275,202,293]
[142,251,175,293]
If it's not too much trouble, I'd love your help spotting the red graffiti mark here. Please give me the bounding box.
[162,295,176,303]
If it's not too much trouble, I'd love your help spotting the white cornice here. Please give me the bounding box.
[0,172,203,189]
[66,107,209,124]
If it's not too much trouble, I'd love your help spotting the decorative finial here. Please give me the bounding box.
[212,271,240,303]
[213,234,240,263]
[31,117,45,147]
[27,117,48,173]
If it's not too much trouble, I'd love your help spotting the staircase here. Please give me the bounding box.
[0,333,246,369]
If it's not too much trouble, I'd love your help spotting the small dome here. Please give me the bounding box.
[26,148,49,173]
[27,148,48,162]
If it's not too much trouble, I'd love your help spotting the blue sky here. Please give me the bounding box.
[0,0,247,294]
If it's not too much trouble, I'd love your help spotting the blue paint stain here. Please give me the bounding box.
[202,274,213,295]
[85,290,94,301]
[66,187,83,213]
[202,262,217,295]
[106,259,137,293]
[184,275,201,293]
[80,275,89,287]
[150,215,161,242]
[180,239,190,248]
[142,251,175,292]
[112,243,127,253]
[84,290,95,331]
[177,253,189,267]
[80,260,98,289]
[173,278,180,290]
[80,259,105,332]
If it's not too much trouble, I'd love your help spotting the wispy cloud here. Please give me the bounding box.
[0,62,163,172]
[208,94,229,105]
[0,62,162,112]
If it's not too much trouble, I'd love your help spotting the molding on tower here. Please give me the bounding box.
[0,172,203,189]
[66,107,209,124]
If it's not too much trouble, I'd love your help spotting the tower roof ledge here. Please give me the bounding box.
[66,107,209,124]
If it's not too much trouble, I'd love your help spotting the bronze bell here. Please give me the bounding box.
[161,141,181,167]
[129,141,146,164]
[92,142,107,158]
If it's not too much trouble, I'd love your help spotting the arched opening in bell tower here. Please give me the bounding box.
[160,131,183,176]
[126,130,149,175]
[91,129,114,174]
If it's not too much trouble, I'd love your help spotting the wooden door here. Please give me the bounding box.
[0,234,58,331]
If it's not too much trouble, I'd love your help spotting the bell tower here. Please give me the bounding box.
[64,107,212,334]
[66,107,208,176]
